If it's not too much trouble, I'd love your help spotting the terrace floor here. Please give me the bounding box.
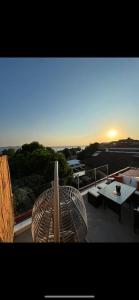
[84,195,139,242]
[14,194,139,243]
[14,167,139,243]
[14,228,32,242]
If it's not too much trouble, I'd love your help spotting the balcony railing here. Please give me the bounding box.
[14,165,131,226]
[79,166,130,192]
[14,165,131,237]
[74,164,109,190]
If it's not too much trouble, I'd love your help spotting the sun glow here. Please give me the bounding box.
[107,129,118,139]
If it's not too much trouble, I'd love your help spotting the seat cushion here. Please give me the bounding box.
[107,177,115,181]
[97,182,107,189]
[88,187,100,198]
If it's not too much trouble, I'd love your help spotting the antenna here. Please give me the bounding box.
[53,161,60,242]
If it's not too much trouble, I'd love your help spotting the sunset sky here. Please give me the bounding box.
[0,58,139,147]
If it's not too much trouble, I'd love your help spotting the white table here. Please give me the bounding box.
[98,181,136,221]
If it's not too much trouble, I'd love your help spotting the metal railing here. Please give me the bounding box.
[75,164,109,190]
[79,166,130,192]
[14,166,131,233]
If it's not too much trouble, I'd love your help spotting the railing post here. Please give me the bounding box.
[106,164,108,181]
[94,168,96,186]
[77,174,79,190]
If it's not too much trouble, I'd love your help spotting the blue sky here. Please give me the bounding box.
[0,57,139,146]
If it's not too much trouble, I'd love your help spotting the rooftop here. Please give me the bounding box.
[84,152,139,174]
[67,159,80,166]
[14,166,139,243]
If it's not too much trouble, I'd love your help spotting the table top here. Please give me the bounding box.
[98,181,136,205]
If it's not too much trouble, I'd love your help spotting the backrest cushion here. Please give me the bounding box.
[131,177,138,188]
[123,176,131,185]
[130,177,139,190]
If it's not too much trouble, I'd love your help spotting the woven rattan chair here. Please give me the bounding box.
[31,161,88,242]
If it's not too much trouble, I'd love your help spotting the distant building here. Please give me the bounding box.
[84,152,139,174]
[100,138,139,150]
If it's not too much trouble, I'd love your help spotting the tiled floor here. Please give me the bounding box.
[84,195,139,242]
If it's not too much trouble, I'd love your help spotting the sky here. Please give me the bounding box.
[0,57,139,147]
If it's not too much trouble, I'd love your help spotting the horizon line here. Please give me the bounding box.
[0,145,87,148]
[0,137,138,149]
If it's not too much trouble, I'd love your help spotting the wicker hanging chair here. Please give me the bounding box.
[31,161,87,242]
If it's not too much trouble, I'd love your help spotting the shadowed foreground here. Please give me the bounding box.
[14,195,139,243]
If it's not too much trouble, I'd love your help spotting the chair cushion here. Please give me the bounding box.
[123,176,132,185]
[130,177,135,187]
[88,187,100,198]
[130,177,139,191]
[97,182,107,189]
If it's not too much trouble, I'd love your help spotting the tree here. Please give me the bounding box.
[69,147,79,156]
[62,148,71,159]
[77,143,99,160]
[22,141,44,153]
[2,148,15,159]
[13,187,35,215]
[9,141,73,216]
[45,147,55,154]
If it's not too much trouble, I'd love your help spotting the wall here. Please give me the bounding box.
[0,155,14,242]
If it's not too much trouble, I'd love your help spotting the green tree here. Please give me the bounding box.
[77,142,99,160]
[62,148,71,159]
[10,141,73,215]
[2,148,15,159]
[13,187,35,215]
[16,141,44,155]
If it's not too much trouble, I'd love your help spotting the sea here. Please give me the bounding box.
[0,146,20,153]
[52,146,85,152]
[0,146,85,153]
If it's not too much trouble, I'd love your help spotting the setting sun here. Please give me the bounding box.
[107,129,118,139]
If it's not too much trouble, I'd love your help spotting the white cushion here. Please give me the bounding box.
[123,176,131,185]
[135,191,139,196]
[130,177,137,188]
[88,187,100,198]
[107,177,114,181]
[97,182,107,189]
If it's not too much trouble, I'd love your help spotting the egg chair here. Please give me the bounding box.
[31,161,87,242]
